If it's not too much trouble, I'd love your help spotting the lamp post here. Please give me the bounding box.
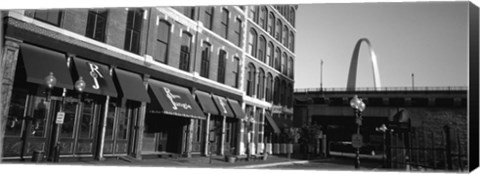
[376,124,388,168]
[350,95,365,169]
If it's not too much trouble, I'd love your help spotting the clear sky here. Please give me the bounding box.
[294,2,469,89]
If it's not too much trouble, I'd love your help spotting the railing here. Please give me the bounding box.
[294,86,468,93]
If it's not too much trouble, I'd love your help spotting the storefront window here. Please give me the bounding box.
[105,101,117,140]
[5,90,28,137]
[116,107,128,140]
[60,100,78,138]
[31,96,50,137]
[79,100,95,138]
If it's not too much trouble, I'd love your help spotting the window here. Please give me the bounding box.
[257,68,265,100]
[275,19,282,41]
[179,32,192,71]
[183,7,195,20]
[282,52,288,75]
[288,57,294,78]
[267,42,274,67]
[273,77,279,104]
[287,84,293,107]
[234,18,242,47]
[217,50,227,83]
[34,10,62,26]
[274,48,281,71]
[290,7,296,27]
[203,7,214,30]
[155,20,170,63]
[266,73,273,102]
[246,63,256,96]
[248,29,258,57]
[259,7,267,30]
[249,6,259,23]
[233,57,240,88]
[280,80,286,105]
[289,31,295,52]
[124,8,143,54]
[200,42,211,78]
[268,12,275,36]
[220,8,229,39]
[86,9,108,42]
[258,36,266,63]
[283,26,288,46]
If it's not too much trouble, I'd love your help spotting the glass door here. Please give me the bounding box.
[53,97,79,155]
[74,99,99,154]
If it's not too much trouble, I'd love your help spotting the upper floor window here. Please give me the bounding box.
[274,48,281,71]
[220,8,229,39]
[273,77,279,105]
[234,18,242,47]
[203,7,214,30]
[266,73,273,102]
[179,32,192,71]
[282,52,288,75]
[248,29,258,57]
[257,68,265,100]
[259,7,268,30]
[233,57,240,88]
[267,12,275,36]
[249,6,259,23]
[275,19,282,41]
[267,42,274,67]
[33,10,63,26]
[288,57,294,78]
[258,35,266,63]
[289,31,295,52]
[246,63,256,97]
[124,8,144,54]
[155,20,170,63]
[283,26,288,46]
[183,7,195,20]
[290,7,296,27]
[86,9,108,42]
[200,42,211,78]
[217,50,227,84]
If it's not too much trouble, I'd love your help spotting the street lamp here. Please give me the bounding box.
[44,72,57,101]
[350,95,365,169]
[74,76,86,100]
[376,124,389,168]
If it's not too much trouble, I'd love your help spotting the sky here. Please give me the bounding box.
[294,2,470,89]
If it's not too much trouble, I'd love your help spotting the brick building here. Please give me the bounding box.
[0,5,297,161]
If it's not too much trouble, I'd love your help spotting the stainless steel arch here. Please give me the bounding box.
[346,38,382,91]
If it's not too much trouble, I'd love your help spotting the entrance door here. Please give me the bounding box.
[74,100,99,154]
[53,97,79,155]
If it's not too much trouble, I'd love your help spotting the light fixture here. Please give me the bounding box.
[44,72,57,89]
[75,76,86,92]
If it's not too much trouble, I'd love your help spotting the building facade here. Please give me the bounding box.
[0,5,297,160]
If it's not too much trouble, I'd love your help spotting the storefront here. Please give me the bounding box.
[2,43,150,160]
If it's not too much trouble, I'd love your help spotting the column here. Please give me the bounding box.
[134,74,149,159]
[186,118,194,157]
[0,37,21,162]
[204,113,211,156]
[220,115,226,156]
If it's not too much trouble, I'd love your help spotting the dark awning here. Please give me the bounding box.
[227,98,245,119]
[20,43,73,89]
[265,114,281,134]
[72,57,117,97]
[195,91,219,115]
[148,79,205,119]
[273,115,288,128]
[114,68,150,103]
[212,95,234,118]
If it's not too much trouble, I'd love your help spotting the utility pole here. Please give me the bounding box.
[320,59,323,92]
[411,73,414,89]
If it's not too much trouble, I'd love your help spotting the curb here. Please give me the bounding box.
[233,160,310,169]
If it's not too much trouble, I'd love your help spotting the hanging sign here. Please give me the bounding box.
[56,111,65,124]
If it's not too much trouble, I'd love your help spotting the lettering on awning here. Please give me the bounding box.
[164,87,192,110]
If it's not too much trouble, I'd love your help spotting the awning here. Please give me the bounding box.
[227,99,245,119]
[20,43,73,89]
[148,79,205,119]
[273,115,288,128]
[212,95,234,118]
[114,68,150,103]
[265,114,281,134]
[72,57,117,97]
[195,91,219,115]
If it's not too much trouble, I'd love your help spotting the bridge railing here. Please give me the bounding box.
[294,86,468,93]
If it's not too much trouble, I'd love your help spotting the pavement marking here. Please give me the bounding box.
[233,160,310,169]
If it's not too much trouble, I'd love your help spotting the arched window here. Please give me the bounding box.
[179,32,192,71]
[275,48,281,71]
[287,83,293,107]
[273,77,280,105]
[257,68,265,100]
[246,63,256,97]
[266,73,273,102]
[289,31,295,52]
[283,25,288,46]
[156,20,170,63]
[290,7,295,27]
[280,80,286,105]
[217,50,227,83]
[275,19,282,41]
[288,57,294,78]
[267,12,275,36]
[248,29,258,57]
[200,42,211,78]
[267,42,274,67]
[258,35,266,63]
[282,52,288,75]
[249,6,259,23]
[259,7,267,30]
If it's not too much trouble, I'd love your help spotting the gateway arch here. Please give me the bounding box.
[346,38,382,91]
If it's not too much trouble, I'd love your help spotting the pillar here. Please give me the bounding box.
[0,38,21,162]
[204,113,211,156]
[220,115,226,156]
[133,74,149,159]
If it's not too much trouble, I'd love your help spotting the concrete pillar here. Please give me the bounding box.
[204,113,211,156]
[134,74,149,159]
[0,38,22,162]
[220,115,226,156]
[186,118,194,157]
